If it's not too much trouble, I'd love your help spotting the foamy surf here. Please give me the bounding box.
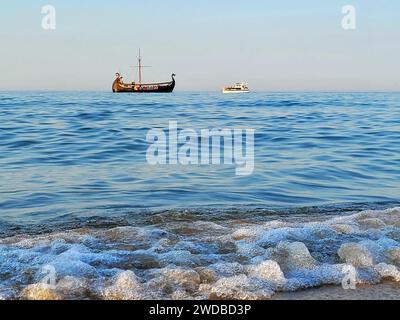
[1,207,400,300]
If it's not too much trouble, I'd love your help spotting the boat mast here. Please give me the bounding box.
[138,48,142,84]
[134,49,150,84]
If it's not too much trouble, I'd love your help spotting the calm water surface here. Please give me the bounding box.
[0,92,399,225]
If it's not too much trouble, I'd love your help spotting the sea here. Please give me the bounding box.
[0,91,399,299]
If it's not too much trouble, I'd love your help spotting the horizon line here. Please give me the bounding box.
[1,89,400,94]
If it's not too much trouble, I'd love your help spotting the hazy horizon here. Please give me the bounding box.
[1,0,399,91]
[2,89,400,93]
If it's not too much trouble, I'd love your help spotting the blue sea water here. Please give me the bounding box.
[0,91,399,226]
[1,91,400,299]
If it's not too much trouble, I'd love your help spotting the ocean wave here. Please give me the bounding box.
[1,207,400,300]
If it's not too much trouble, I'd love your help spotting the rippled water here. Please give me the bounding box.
[1,92,400,224]
[1,91,400,299]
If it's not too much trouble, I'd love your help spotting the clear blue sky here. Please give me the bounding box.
[0,0,399,91]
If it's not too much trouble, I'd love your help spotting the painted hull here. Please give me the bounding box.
[113,74,175,93]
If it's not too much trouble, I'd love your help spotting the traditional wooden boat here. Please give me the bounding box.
[112,73,176,93]
[112,50,175,93]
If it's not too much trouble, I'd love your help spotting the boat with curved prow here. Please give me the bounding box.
[112,49,176,93]
[112,73,175,93]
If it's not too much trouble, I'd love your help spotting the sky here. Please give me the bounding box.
[0,0,399,91]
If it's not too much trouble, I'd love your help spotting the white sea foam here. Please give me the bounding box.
[1,207,400,299]
[338,243,374,267]
[247,260,285,284]
[199,274,275,300]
